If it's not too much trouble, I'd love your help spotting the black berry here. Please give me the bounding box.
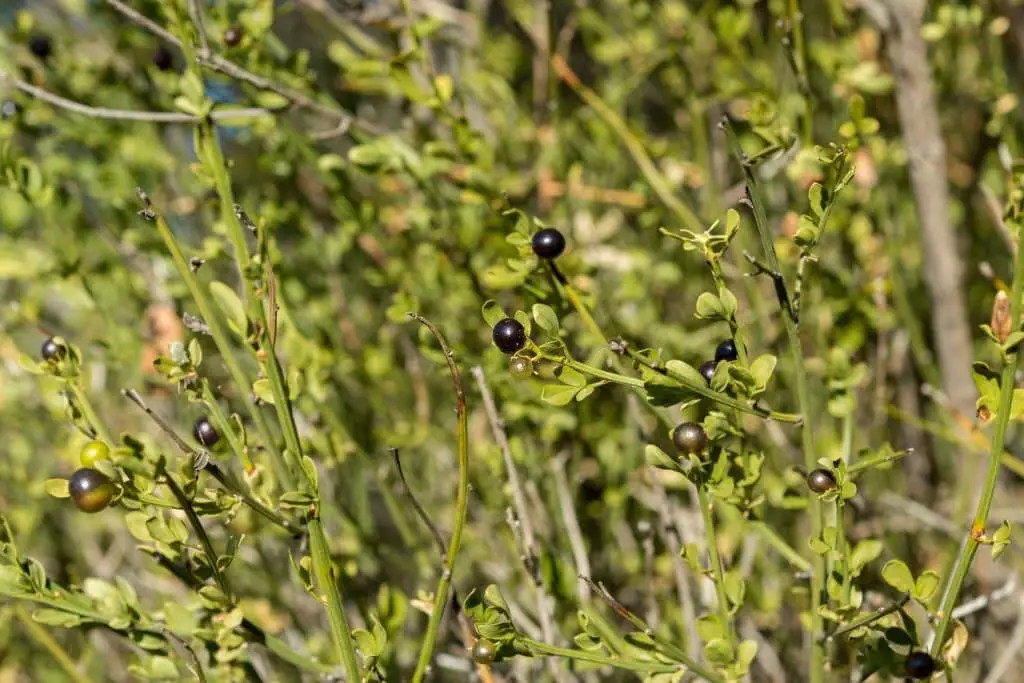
[698,360,717,385]
[223,24,244,47]
[69,468,115,513]
[471,639,496,665]
[152,45,174,71]
[806,469,836,494]
[904,651,936,679]
[672,422,707,455]
[41,337,65,362]
[531,228,566,260]
[492,318,527,355]
[715,339,738,363]
[193,416,221,447]
[28,34,52,60]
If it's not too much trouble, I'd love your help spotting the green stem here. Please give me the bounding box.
[725,121,826,681]
[616,349,802,423]
[521,638,684,675]
[206,464,302,536]
[750,521,811,572]
[68,383,113,446]
[307,517,361,679]
[16,606,93,683]
[200,382,253,473]
[410,316,470,683]
[159,464,234,604]
[698,483,735,653]
[838,413,854,605]
[787,0,812,146]
[581,577,724,681]
[551,55,702,232]
[930,210,1024,655]
[145,202,292,490]
[827,595,909,642]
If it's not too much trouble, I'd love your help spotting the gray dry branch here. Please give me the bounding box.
[868,0,977,468]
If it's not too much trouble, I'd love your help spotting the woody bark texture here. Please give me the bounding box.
[867,0,976,433]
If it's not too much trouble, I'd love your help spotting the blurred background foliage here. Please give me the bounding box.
[1,0,1024,681]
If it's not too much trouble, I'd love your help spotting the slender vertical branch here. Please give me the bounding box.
[471,366,560,651]
[135,189,292,489]
[697,483,735,652]
[306,516,361,680]
[722,119,826,681]
[408,314,470,683]
[16,606,92,683]
[68,382,114,446]
[931,191,1024,655]
[158,460,234,604]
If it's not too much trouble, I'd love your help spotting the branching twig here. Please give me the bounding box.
[0,69,270,122]
[408,314,470,683]
[391,448,447,560]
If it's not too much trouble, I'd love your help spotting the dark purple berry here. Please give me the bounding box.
[699,360,717,385]
[223,24,244,47]
[807,469,836,494]
[193,416,220,447]
[904,651,936,679]
[69,468,115,513]
[28,34,52,60]
[672,422,707,455]
[715,339,738,363]
[152,45,174,71]
[41,337,65,362]
[492,318,527,354]
[1,100,18,119]
[531,228,566,260]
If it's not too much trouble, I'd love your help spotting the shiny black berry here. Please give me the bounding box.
[69,468,115,513]
[531,228,566,260]
[904,651,936,679]
[715,339,738,363]
[28,34,52,60]
[152,45,174,71]
[41,337,65,362]
[672,422,707,455]
[471,639,496,665]
[193,417,220,447]
[492,318,527,354]
[223,24,244,47]
[699,360,717,385]
[806,469,836,494]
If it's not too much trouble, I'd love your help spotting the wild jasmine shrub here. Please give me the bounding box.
[0,1,1021,682]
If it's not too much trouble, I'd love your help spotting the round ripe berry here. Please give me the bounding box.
[806,468,836,494]
[672,422,707,455]
[80,440,110,468]
[904,651,936,679]
[40,337,66,362]
[1,100,18,119]
[531,228,566,260]
[193,417,220,447]
[471,639,496,665]
[223,24,244,47]
[698,360,717,385]
[152,45,174,71]
[69,468,115,513]
[28,35,52,60]
[492,318,527,355]
[510,356,533,379]
[715,339,738,363]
